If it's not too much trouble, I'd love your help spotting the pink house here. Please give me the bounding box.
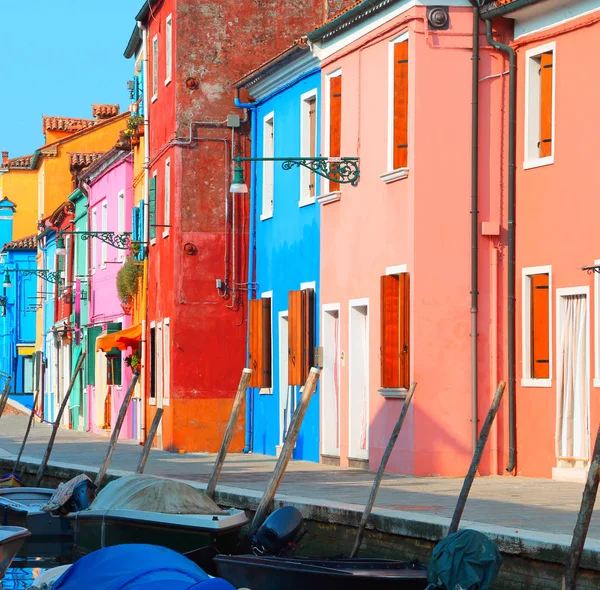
[310,3,507,476]
[81,149,137,438]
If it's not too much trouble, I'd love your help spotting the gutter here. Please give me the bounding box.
[481,0,545,20]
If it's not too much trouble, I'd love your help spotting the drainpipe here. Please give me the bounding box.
[235,94,258,454]
[485,19,517,474]
[469,3,480,454]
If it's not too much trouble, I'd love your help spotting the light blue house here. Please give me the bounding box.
[234,42,322,462]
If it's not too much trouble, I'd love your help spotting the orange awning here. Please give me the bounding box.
[96,324,142,352]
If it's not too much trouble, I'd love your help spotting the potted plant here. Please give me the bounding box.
[129,115,144,137]
[125,350,141,372]
[116,257,142,313]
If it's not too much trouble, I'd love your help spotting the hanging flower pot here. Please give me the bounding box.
[121,300,132,315]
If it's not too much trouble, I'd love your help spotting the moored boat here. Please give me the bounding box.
[68,474,248,555]
[0,526,31,579]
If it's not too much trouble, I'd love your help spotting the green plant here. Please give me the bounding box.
[128,115,144,129]
[125,351,141,371]
[116,257,142,304]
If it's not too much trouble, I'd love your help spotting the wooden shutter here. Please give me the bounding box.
[399,273,410,388]
[86,326,102,385]
[329,75,342,192]
[262,298,272,388]
[249,299,264,388]
[302,288,315,376]
[148,175,157,239]
[380,275,400,388]
[288,290,303,386]
[530,273,550,379]
[393,40,409,170]
[138,201,145,260]
[539,52,553,158]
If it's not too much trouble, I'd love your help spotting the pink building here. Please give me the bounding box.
[310,3,507,476]
[81,149,137,438]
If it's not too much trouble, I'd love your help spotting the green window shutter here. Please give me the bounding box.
[106,323,122,386]
[86,326,103,385]
[149,175,157,240]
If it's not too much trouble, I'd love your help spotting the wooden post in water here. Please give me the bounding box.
[206,368,253,498]
[350,382,417,558]
[95,371,140,488]
[13,391,41,476]
[448,381,506,536]
[34,353,86,487]
[136,407,163,474]
[563,423,600,590]
[0,376,13,418]
[249,368,321,534]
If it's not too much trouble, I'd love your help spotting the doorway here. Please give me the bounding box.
[322,305,340,457]
[349,300,369,461]
[278,312,292,446]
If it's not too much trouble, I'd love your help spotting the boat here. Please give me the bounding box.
[0,473,23,488]
[68,474,248,556]
[28,564,72,588]
[0,526,31,579]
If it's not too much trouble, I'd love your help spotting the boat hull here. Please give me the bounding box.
[214,555,429,590]
[0,526,31,579]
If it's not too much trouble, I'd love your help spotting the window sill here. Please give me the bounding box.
[298,197,316,208]
[316,191,341,205]
[260,212,273,221]
[151,95,158,103]
[380,168,409,184]
[163,398,170,406]
[150,238,157,246]
[378,387,408,399]
[162,230,170,239]
[523,155,553,170]
[164,78,171,87]
[259,387,272,395]
[149,398,156,406]
[593,378,600,388]
[521,378,552,388]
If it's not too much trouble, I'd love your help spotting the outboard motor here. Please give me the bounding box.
[251,506,306,557]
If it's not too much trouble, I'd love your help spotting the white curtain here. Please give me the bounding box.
[556,295,589,460]
[333,313,340,449]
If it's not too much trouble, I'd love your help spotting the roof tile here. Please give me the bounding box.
[3,234,37,251]
[92,104,120,119]
[69,152,105,168]
[43,116,97,134]
[2,155,33,169]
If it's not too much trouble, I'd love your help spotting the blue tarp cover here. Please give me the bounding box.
[53,544,236,590]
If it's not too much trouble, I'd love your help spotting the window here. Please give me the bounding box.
[328,72,342,192]
[150,325,156,401]
[165,15,172,85]
[390,36,408,171]
[261,113,274,219]
[106,322,123,387]
[522,267,552,386]
[157,321,163,404]
[525,43,555,167]
[149,172,157,242]
[249,295,272,389]
[117,190,125,260]
[101,201,107,266]
[380,271,410,390]
[300,91,318,203]
[152,35,159,101]
[163,318,170,405]
[91,208,98,270]
[163,158,171,237]
[288,288,315,386]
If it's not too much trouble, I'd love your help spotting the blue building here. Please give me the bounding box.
[0,198,37,409]
[234,43,322,462]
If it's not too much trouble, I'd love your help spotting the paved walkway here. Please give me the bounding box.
[0,414,598,540]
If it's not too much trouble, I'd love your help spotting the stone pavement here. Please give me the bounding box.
[0,414,598,540]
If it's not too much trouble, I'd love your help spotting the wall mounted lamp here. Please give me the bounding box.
[3,268,62,287]
[55,231,134,255]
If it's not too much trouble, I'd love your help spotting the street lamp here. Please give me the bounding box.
[229,154,360,194]
[3,268,62,286]
[55,231,134,256]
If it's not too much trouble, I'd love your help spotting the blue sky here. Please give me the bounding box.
[0,0,141,158]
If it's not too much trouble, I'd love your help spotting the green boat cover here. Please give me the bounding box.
[91,474,225,515]
[426,529,502,590]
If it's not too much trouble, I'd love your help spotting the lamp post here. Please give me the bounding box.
[229,153,360,193]
[55,231,133,256]
[3,268,62,287]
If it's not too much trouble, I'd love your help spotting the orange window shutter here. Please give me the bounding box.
[399,272,410,389]
[301,288,315,383]
[248,299,263,388]
[329,75,342,192]
[530,274,550,379]
[262,298,272,388]
[539,52,553,158]
[288,290,304,386]
[380,275,400,388]
[393,40,409,170]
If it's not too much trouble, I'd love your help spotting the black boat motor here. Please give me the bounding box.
[251,506,306,556]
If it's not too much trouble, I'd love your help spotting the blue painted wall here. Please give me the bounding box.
[42,232,57,421]
[250,69,322,462]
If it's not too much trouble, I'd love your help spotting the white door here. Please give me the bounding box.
[556,290,590,468]
[322,307,340,456]
[349,302,369,460]
[279,312,291,445]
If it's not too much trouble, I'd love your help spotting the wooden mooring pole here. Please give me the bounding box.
[350,382,417,558]
[563,423,600,590]
[13,390,41,477]
[0,376,13,418]
[94,371,140,488]
[206,368,253,498]
[249,368,321,534]
[448,381,506,536]
[136,407,163,474]
[34,353,86,487]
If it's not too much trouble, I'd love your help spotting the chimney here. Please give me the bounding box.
[1,152,8,166]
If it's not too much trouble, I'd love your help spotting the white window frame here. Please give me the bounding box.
[593,260,600,387]
[156,321,164,405]
[165,15,173,86]
[322,69,342,197]
[521,265,552,387]
[163,158,171,238]
[152,35,159,102]
[524,41,556,170]
[163,317,171,406]
[261,112,275,221]
[321,302,341,457]
[101,201,108,268]
[91,207,98,272]
[117,190,125,261]
[259,291,273,395]
[299,89,318,207]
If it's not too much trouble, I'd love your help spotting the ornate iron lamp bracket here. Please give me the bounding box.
[64,231,133,250]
